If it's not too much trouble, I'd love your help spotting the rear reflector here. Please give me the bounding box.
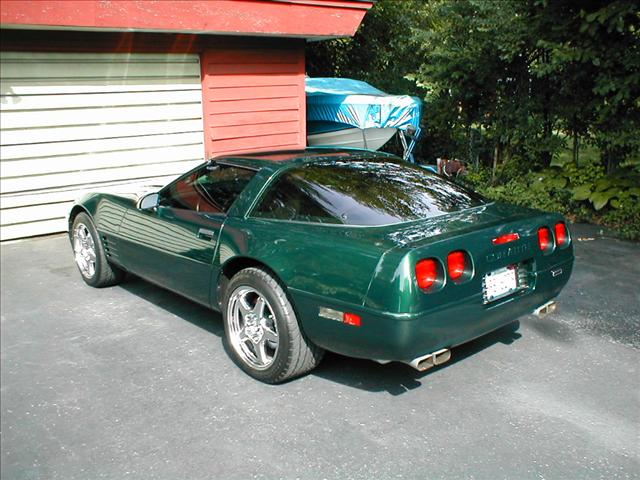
[492,233,520,245]
[343,312,362,327]
[318,307,362,327]
[538,227,552,251]
[416,258,439,290]
[555,222,568,247]
[447,251,467,280]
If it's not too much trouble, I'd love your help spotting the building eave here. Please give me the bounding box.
[0,0,373,40]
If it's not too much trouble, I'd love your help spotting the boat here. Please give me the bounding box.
[305,77,422,159]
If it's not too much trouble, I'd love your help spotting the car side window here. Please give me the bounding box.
[160,164,255,214]
[251,172,342,224]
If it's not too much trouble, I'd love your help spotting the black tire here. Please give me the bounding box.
[222,267,324,383]
[70,212,124,288]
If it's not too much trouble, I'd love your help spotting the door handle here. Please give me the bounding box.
[197,228,216,241]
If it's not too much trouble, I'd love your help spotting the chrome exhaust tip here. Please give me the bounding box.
[533,300,557,317]
[405,348,451,372]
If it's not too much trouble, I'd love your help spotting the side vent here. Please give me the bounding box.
[101,235,119,261]
[102,235,111,257]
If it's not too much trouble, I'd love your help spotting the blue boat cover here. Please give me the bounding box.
[306,77,422,133]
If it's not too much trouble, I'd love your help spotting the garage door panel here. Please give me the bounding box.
[1,119,204,145]
[1,80,201,95]
[0,175,179,210]
[0,132,204,161]
[0,218,68,242]
[0,89,202,111]
[1,61,200,80]
[1,202,73,226]
[2,144,205,177]
[1,160,202,194]
[1,52,199,62]
[0,52,204,240]
[2,103,202,129]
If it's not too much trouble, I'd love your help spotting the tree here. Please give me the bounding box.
[307,0,640,172]
[529,0,640,170]
[306,0,421,95]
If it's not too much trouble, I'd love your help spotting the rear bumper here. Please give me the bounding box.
[291,257,573,361]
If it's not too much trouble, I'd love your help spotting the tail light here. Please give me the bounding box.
[416,258,440,290]
[538,227,553,251]
[555,222,569,247]
[447,251,467,280]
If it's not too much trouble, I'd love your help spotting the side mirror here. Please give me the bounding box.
[138,192,159,210]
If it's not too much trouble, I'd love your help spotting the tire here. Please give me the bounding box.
[71,212,124,288]
[223,267,324,383]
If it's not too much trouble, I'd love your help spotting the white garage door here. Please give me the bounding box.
[0,52,205,241]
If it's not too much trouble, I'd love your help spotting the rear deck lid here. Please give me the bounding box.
[364,204,570,313]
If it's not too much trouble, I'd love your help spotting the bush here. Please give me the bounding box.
[464,159,640,241]
[598,202,640,241]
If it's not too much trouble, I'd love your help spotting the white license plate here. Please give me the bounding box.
[483,265,519,303]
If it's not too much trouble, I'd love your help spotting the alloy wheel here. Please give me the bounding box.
[73,223,96,278]
[227,286,279,370]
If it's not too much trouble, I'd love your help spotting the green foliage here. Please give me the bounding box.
[306,0,422,95]
[466,166,579,218]
[599,201,640,240]
[534,149,640,211]
[573,175,640,211]
[465,158,640,240]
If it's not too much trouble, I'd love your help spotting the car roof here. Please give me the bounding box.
[212,147,398,171]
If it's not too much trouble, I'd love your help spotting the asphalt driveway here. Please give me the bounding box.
[1,223,639,479]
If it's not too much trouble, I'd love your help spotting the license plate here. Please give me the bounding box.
[483,265,519,303]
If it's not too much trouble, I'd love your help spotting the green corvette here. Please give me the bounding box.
[68,148,573,383]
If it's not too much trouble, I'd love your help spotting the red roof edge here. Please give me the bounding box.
[0,0,374,39]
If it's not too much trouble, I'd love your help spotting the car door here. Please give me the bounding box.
[117,162,256,306]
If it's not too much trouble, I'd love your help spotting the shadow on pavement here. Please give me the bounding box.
[119,275,522,395]
[120,275,224,337]
[525,313,575,344]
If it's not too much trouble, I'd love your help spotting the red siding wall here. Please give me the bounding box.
[201,46,306,157]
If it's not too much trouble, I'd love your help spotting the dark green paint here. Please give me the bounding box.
[70,148,574,362]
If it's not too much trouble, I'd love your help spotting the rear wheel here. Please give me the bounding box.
[223,267,324,383]
[71,212,124,288]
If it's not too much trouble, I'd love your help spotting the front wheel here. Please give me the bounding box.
[223,267,324,383]
[71,212,124,288]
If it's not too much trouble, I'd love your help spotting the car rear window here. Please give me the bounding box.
[251,158,487,226]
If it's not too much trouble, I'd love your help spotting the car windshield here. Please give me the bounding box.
[252,158,487,226]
